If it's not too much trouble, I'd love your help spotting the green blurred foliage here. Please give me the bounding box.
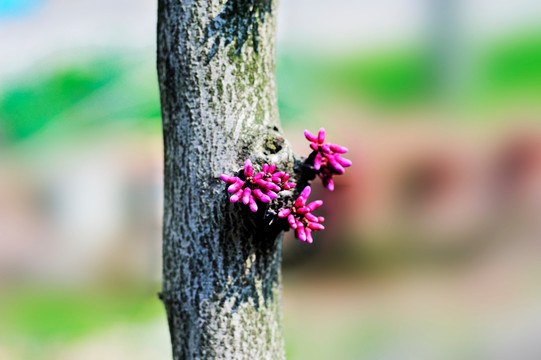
[0,56,161,143]
[0,288,163,343]
[329,51,432,106]
[276,48,433,124]
[476,32,541,102]
[0,59,122,141]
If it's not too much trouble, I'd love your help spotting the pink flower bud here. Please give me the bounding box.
[314,152,322,170]
[254,179,267,188]
[328,156,345,174]
[330,144,348,154]
[244,159,253,177]
[220,174,237,183]
[268,164,276,173]
[274,171,285,178]
[284,182,295,190]
[294,197,305,208]
[230,189,243,203]
[278,209,291,218]
[253,189,271,203]
[242,187,252,205]
[307,200,323,211]
[308,222,325,230]
[288,214,297,229]
[228,180,245,193]
[300,186,311,200]
[318,128,325,143]
[326,179,334,191]
[282,173,290,182]
[304,130,318,142]
[262,164,269,173]
[305,228,313,243]
[296,207,309,214]
[265,182,281,192]
[304,128,351,191]
[336,156,352,167]
[305,212,319,222]
[321,144,331,154]
[253,172,264,180]
[249,197,258,212]
[265,190,278,199]
[318,216,325,222]
[297,224,307,241]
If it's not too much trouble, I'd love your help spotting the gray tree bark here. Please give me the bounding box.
[157,0,292,358]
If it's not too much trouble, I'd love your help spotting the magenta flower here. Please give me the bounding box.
[220,159,295,212]
[304,127,352,191]
[277,186,324,243]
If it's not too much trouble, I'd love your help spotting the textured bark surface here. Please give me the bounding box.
[157,0,291,358]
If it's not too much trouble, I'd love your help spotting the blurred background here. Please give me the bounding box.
[1,0,541,359]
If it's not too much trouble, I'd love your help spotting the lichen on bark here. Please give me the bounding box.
[204,0,273,60]
[157,0,290,358]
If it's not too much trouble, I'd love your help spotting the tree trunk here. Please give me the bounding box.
[157,0,290,358]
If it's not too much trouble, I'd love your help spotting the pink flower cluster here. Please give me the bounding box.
[220,159,295,212]
[220,128,350,245]
[277,186,324,243]
[304,128,352,191]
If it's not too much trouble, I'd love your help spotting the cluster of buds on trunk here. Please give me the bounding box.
[277,186,324,243]
[304,128,352,191]
[220,128,351,244]
[220,159,295,212]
